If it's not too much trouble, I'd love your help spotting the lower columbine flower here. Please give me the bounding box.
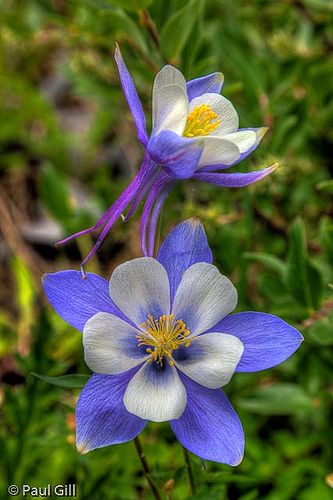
[56,45,277,267]
[44,219,302,465]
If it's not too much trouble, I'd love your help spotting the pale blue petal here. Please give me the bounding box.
[211,312,303,372]
[194,164,277,187]
[170,375,244,465]
[114,44,148,146]
[187,73,224,101]
[147,130,203,179]
[43,271,128,332]
[157,219,212,303]
[76,370,147,453]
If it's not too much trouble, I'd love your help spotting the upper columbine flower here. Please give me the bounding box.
[44,219,303,465]
[56,45,277,267]
[147,63,268,179]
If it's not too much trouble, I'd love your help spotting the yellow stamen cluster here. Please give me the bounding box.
[137,314,190,366]
[183,104,221,138]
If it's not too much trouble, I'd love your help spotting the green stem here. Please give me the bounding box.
[134,436,161,500]
[183,447,195,496]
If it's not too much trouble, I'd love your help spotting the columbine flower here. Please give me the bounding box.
[44,219,302,465]
[57,44,277,266]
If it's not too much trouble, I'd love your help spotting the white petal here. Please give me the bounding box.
[174,332,244,389]
[198,135,240,167]
[123,362,187,422]
[189,93,239,135]
[153,65,187,93]
[109,258,170,326]
[153,84,188,135]
[222,130,257,153]
[172,263,238,336]
[153,65,188,135]
[83,312,145,374]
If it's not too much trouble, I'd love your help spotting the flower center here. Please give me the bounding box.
[137,314,191,366]
[183,104,221,138]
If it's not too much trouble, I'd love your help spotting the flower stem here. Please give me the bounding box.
[134,436,161,500]
[183,447,195,496]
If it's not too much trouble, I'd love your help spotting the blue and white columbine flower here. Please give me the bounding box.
[57,45,277,266]
[44,219,302,465]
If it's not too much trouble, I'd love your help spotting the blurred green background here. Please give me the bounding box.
[0,0,333,498]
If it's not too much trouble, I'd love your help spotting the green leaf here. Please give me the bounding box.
[286,218,323,310]
[306,260,323,310]
[316,179,333,194]
[12,257,35,318]
[243,252,286,276]
[298,480,333,500]
[39,162,72,225]
[160,0,201,62]
[237,384,313,415]
[258,273,287,303]
[319,216,333,263]
[286,218,310,307]
[238,490,260,500]
[31,373,90,388]
[99,8,148,54]
[101,0,153,11]
[307,313,333,346]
